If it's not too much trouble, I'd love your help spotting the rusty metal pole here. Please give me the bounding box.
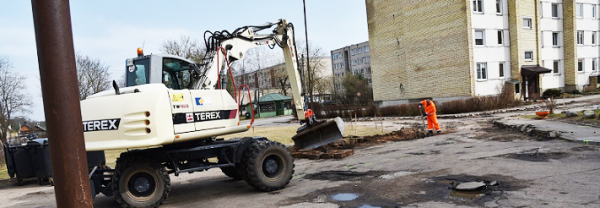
[31,0,93,207]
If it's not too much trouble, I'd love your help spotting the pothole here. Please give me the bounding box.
[303,171,384,181]
[571,146,598,152]
[505,152,570,162]
[282,172,527,207]
[406,150,440,155]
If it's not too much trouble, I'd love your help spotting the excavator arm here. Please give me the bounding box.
[191,19,307,120]
[189,19,344,149]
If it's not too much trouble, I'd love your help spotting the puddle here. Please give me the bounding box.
[331,193,358,201]
[449,189,486,200]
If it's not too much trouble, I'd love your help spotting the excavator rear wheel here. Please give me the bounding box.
[239,140,294,191]
[112,156,170,208]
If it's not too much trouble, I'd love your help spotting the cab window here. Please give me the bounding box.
[162,58,192,89]
[126,58,150,87]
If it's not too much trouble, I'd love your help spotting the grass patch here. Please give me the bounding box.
[224,125,391,145]
[0,164,8,180]
[520,113,567,119]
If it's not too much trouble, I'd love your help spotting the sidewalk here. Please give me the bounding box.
[494,117,600,145]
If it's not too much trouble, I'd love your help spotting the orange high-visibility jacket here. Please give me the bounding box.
[420,100,436,115]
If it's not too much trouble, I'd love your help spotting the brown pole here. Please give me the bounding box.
[31,0,93,207]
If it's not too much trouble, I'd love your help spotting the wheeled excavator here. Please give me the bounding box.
[83,19,344,207]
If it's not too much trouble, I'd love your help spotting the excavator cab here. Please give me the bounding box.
[125,53,198,89]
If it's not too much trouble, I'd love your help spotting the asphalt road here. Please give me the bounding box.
[2,115,599,207]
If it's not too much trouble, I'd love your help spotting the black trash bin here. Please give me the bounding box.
[29,139,53,185]
[4,142,35,185]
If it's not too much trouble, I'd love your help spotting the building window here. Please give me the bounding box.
[553,60,560,74]
[364,46,370,52]
[496,0,502,14]
[594,5,597,18]
[358,47,362,54]
[552,3,559,18]
[499,62,504,78]
[578,59,584,72]
[577,31,584,45]
[552,32,559,46]
[476,62,487,80]
[475,30,484,45]
[524,51,533,61]
[594,58,597,71]
[515,83,520,93]
[351,49,355,56]
[523,18,532,29]
[593,32,597,45]
[473,0,483,12]
[497,30,503,45]
[577,3,583,18]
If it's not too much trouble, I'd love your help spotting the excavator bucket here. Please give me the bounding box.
[292,117,344,149]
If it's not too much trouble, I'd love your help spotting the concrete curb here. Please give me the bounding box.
[491,120,600,146]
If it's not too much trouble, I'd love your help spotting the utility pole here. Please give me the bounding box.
[31,0,93,207]
[303,0,313,109]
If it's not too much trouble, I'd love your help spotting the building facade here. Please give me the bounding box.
[331,41,372,96]
[366,0,600,105]
[235,56,333,104]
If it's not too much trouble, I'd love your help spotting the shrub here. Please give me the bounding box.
[542,88,562,99]
[571,89,582,94]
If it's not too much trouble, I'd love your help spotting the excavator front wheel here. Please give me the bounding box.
[239,140,294,191]
[112,157,170,208]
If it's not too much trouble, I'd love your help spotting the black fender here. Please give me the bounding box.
[233,137,268,163]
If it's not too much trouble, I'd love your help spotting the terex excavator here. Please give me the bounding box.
[83,19,344,207]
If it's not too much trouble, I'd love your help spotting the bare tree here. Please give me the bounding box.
[273,65,290,96]
[76,53,111,100]
[0,56,32,144]
[296,40,328,101]
[160,35,205,63]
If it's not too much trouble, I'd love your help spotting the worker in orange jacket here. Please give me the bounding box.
[418,99,441,134]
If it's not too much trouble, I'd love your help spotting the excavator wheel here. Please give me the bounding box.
[239,140,294,191]
[112,156,170,208]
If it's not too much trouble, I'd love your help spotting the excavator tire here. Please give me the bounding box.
[112,156,170,208]
[220,166,242,180]
[239,140,294,191]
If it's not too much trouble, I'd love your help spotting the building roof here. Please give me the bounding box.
[255,93,292,103]
[521,65,552,76]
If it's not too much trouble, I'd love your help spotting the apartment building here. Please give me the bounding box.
[331,41,372,96]
[366,0,600,106]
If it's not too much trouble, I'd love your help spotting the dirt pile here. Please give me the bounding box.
[291,127,426,160]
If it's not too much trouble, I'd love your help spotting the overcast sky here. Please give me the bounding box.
[0,1,368,121]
